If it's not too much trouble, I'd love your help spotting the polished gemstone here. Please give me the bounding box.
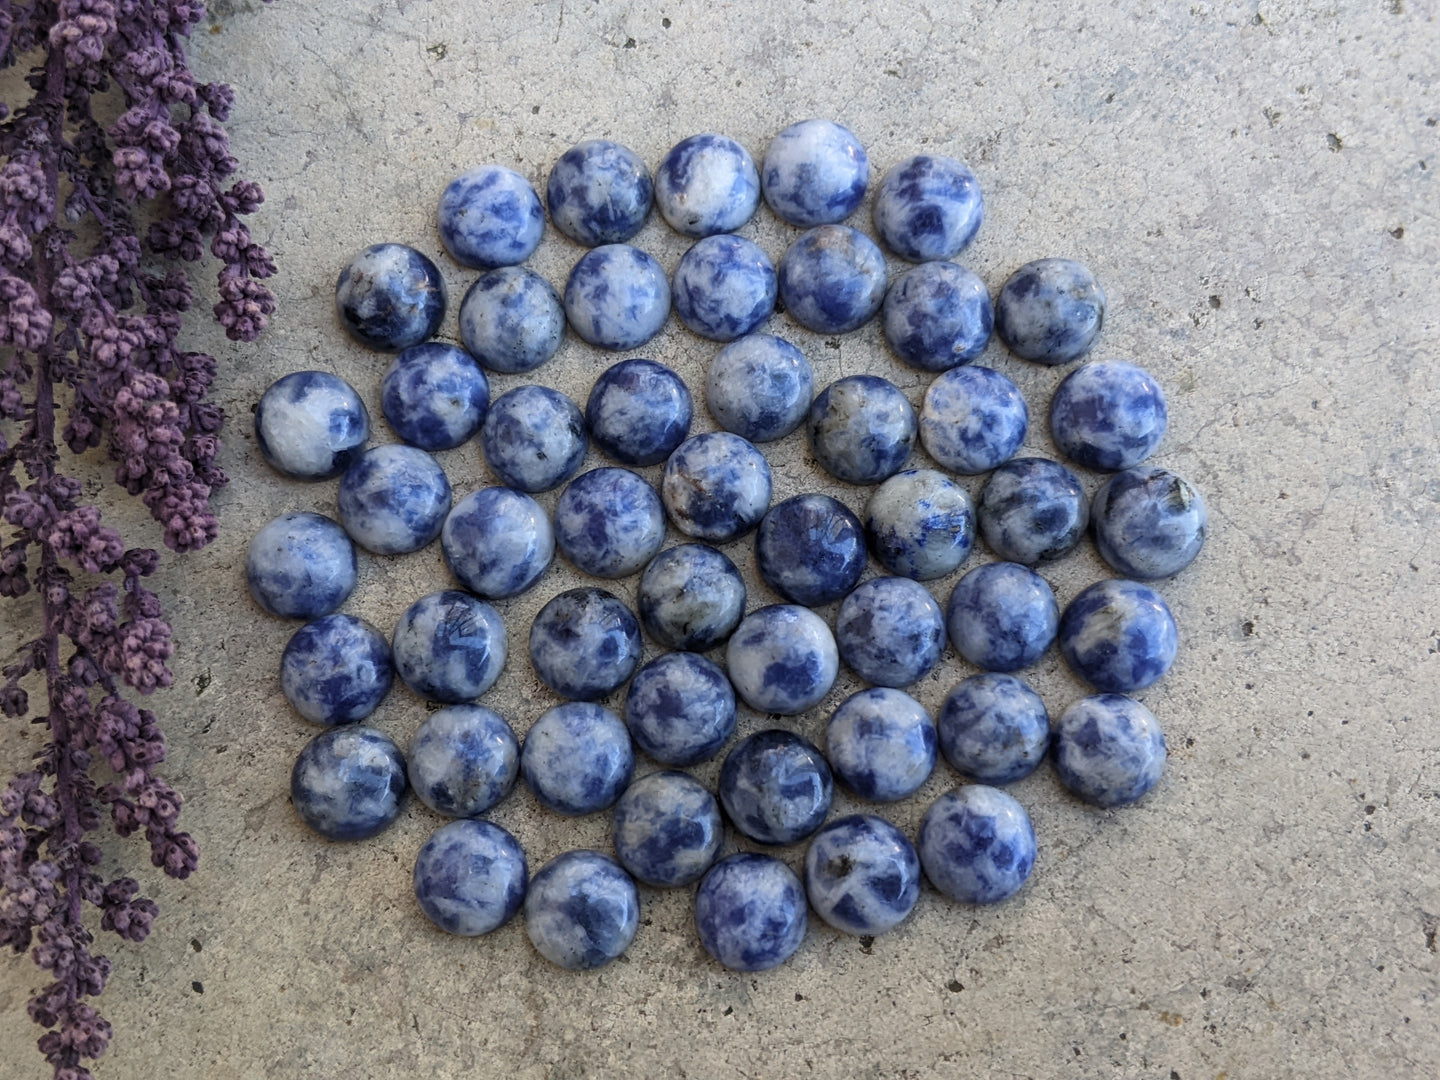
[937,673,1050,785]
[824,687,937,802]
[413,819,527,936]
[254,371,369,481]
[661,432,772,542]
[834,577,945,689]
[335,242,445,352]
[655,133,761,237]
[612,770,723,887]
[1052,694,1167,807]
[564,243,671,351]
[528,587,642,701]
[919,365,1027,475]
[804,814,921,935]
[672,233,776,341]
[1091,466,1207,580]
[872,154,984,262]
[246,512,356,620]
[441,486,554,599]
[380,342,489,451]
[553,467,665,579]
[777,225,887,335]
[480,384,587,493]
[725,605,839,715]
[946,562,1059,673]
[391,590,507,703]
[881,260,993,372]
[636,544,747,651]
[761,118,869,227]
[1050,359,1167,470]
[862,469,975,581]
[1058,579,1178,692]
[756,493,867,607]
[337,444,452,556]
[547,139,653,247]
[719,729,833,845]
[280,614,393,726]
[406,704,519,817]
[290,725,407,841]
[807,374,916,485]
[704,333,815,443]
[436,164,544,269]
[585,358,693,467]
[458,267,565,375]
[977,457,1089,564]
[918,785,1036,904]
[525,850,639,970]
[695,853,807,971]
[994,258,1105,365]
[521,702,634,816]
[624,651,737,766]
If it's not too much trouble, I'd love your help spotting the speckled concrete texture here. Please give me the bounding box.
[2,1,1438,1077]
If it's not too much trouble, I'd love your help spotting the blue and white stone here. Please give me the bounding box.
[835,577,945,689]
[1050,359,1168,471]
[407,704,520,817]
[636,544,747,651]
[655,133,760,237]
[694,853,807,971]
[1053,694,1167,807]
[719,729,833,845]
[380,343,489,452]
[413,819,528,936]
[946,562,1059,673]
[524,850,639,970]
[862,469,975,581]
[290,725,407,841]
[528,587,642,701]
[804,814,921,935]
[919,365,1028,475]
[808,374,916,485]
[937,673,1050,785]
[481,384,587,493]
[458,267,565,375]
[554,468,666,579]
[337,444,452,556]
[872,155,984,263]
[756,493,867,607]
[824,687,936,801]
[564,244,671,351]
[1091,467,1208,580]
[977,457,1089,565]
[246,512,356,619]
[612,770,723,887]
[280,614,393,725]
[436,164,544,269]
[704,333,814,443]
[391,590,507,703]
[660,432,772,542]
[585,358,693,467]
[1058,579,1178,692]
[882,261,993,372]
[761,119,869,227]
[441,486,554,599]
[335,243,446,352]
[254,371,369,481]
[918,785,1036,904]
[777,225,887,335]
[672,234,776,341]
[624,652,736,766]
[994,258,1106,365]
[725,605,839,716]
[546,139,653,247]
[521,702,634,816]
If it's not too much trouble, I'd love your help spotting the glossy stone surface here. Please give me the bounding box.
[882,261,993,372]
[335,242,446,352]
[755,493,867,607]
[808,374,917,485]
[546,139,653,247]
[672,234,777,341]
[994,258,1106,365]
[919,365,1028,475]
[636,544,747,651]
[863,469,975,581]
[458,267,565,375]
[528,587,642,701]
[337,445,452,556]
[624,652,736,766]
[805,814,921,935]
[725,605,839,715]
[413,819,527,936]
[391,591,507,703]
[835,577,945,689]
[436,164,545,269]
[761,118,869,227]
[872,154,984,263]
[246,512,357,619]
[612,770,723,887]
[660,432,772,542]
[1050,359,1168,470]
[585,358,693,467]
[441,486,554,599]
[719,729,833,845]
[654,133,760,237]
[254,371,369,481]
[777,225,887,335]
[380,343,489,452]
[1053,694,1167,807]
[290,726,407,841]
[1058,579,1178,692]
[1091,467,1208,580]
[564,243,671,351]
[406,704,519,817]
[480,384,587,493]
[977,457,1089,564]
[705,333,814,443]
[918,785,1036,904]
[521,702,634,816]
[695,853,807,971]
[280,614,393,725]
[524,850,639,970]
[825,687,937,801]
[937,673,1050,785]
[554,467,665,579]
[946,562,1059,673]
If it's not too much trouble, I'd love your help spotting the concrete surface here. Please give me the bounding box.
[3,1,1438,1077]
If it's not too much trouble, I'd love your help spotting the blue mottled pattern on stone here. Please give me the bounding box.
[919,365,1028,475]
[335,242,446,352]
[835,577,945,689]
[546,139,653,247]
[918,786,1036,904]
[725,605,839,716]
[863,469,975,581]
[458,267,565,375]
[756,493,867,607]
[761,119,869,227]
[946,562,1059,673]
[872,155,984,263]
[655,133,761,237]
[808,374,916,485]
[246,512,357,619]
[994,258,1106,366]
[564,243,671,351]
[337,444,452,556]
[481,384,587,493]
[977,457,1089,565]
[280,614,393,725]
[695,853,808,971]
[704,333,814,443]
[1053,694,1167,807]
[882,261,993,372]
[254,370,369,481]
[937,673,1050,785]
[1058,579,1178,692]
[824,687,937,802]
[778,225,887,335]
[528,587,642,701]
[380,343,489,452]
[672,234,776,341]
[413,819,528,936]
[436,164,544,269]
[612,771,723,887]
[441,487,554,599]
[636,544,746,651]
[661,432,772,542]
[524,850,640,970]
[406,704,519,817]
[1050,359,1167,470]
[554,467,666,579]
[521,702,634,816]
[719,729,833,845]
[805,814,921,935]
[391,590,507,703]
[586,358,693,467]
[290,725,407,841]
[1091,467,1208,580]
[624,652,737,766]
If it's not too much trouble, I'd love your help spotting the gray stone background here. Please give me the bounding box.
[2,0,1437,1077]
